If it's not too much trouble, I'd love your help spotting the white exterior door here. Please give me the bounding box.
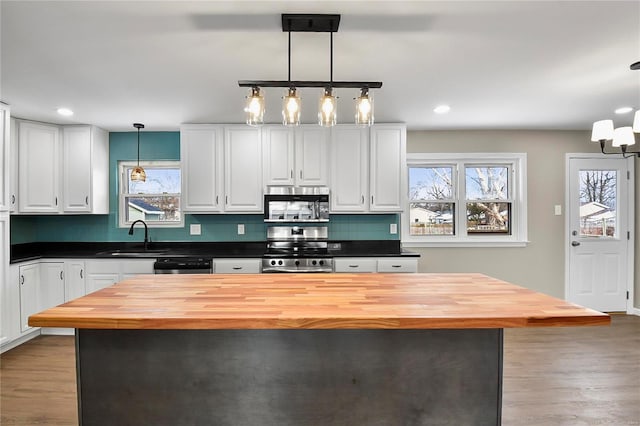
[566,155,633,312]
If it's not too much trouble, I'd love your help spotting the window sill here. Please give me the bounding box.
[402,240,529,248]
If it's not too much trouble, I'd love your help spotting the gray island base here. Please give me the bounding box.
[76,329,503,425]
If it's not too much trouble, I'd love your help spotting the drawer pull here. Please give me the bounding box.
[232,267,243,270]
[391,265,402,268]
[349,265,359,268]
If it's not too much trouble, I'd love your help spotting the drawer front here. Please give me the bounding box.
[214,259,261,274]
[333,258,377,273]
[376,258,418,273]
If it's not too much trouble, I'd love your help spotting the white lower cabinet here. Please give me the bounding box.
[18,262,40,333]
[213,258,261,274]
[376,257,418,273]
[85,259,154,293]
[64,260,86,301]
[334,257,418,273]
[333,258,377,273]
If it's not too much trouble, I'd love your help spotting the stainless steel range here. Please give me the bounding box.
[262,226,333,273]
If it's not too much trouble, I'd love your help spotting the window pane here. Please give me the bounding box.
[409,167,453,200]
[410,202,455,235]
[127,167,181,195]
[125,196,181,222]
[579,170,617,237]
[465,167,508,200]
[466,202,510,234]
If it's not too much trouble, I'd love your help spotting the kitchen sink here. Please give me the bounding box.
[97,249,170,257]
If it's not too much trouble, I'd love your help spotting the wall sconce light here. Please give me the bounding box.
[239,14,382,127]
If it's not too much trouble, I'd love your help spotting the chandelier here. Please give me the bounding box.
[590,61,640,157]
[239,14,382,127]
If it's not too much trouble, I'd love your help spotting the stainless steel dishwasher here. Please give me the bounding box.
[153,258,212,274]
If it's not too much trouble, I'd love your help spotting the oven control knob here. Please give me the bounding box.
[295,260,300,266]
[312,260,317,265]
[319,260,324,266]
[278,260,283,265]
[271,260,276,266]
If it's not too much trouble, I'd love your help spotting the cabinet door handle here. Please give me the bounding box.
[11,194,15,204]
[290,169,293,179]
[232,266,243,270]
[361,195,364,204]
[80,269,83,279]
[225,195,228,205]
[371,196,374,204]
[216,195,219,204]
[299,170,302,179]
[60,271,64,280]
[85,196,89,205]
[55,196,58,206]
[20,275,24,285]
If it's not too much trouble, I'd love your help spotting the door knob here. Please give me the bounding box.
[571,241,581,247]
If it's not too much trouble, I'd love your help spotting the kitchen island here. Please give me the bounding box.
[29,273,609,426]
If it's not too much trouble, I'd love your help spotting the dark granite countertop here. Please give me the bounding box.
[10,241,419,264]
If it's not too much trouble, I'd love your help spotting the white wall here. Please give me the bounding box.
[407,129,638,309]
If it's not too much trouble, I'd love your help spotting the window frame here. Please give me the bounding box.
[118,160,183,228]
[403,153,528,247]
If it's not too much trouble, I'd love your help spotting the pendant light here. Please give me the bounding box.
[245,86,265,126]
[239,14,382,126]
[130,123,146,182]
[355,88,373,126]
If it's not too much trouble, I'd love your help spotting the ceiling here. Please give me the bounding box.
[2,1,639,132]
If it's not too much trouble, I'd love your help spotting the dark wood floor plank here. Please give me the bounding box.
[2,315,639,425]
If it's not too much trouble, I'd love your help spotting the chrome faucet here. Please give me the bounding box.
[128,220,149,250]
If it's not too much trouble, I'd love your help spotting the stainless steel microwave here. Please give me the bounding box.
[264,186,330,222]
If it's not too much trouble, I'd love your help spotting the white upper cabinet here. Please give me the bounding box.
[262,126,295,186]
[330,125,369,212]
[9,118,18,213]
[180,124,224,212]
[295,126,329,186]
[18,120,61,213]
[62,125,109,214]
[224,126,262,212]
[0,105,9,212]
[263,125,329,187]
[369,124,406,212]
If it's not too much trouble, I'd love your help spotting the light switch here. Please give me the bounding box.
[238,224,245,235]
[189,224,201,235]
[390,223,398,234]
[554,205,562,216]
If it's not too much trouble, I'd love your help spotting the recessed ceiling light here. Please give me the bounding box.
[57,107,74,116]
[433,105,450,114]
[614,107,633,114]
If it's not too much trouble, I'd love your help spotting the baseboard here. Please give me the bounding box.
[630,307,640,316]
[0,329,41,354]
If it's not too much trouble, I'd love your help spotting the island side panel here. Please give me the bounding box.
[76,329,503,426]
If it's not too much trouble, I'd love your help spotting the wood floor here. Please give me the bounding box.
[1,314,638,425]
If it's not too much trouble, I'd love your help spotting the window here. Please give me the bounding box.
[403,153,527,247]
[119,161,182,227]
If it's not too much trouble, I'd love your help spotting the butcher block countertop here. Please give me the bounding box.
[28,273,609,330]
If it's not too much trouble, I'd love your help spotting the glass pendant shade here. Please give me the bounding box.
[318,88,337,127]
[612,126,635,147]
[355,88,374,126]
[591,119,614,142]
[245,87,265,126]
[282,88,301,126]
[130,166,146,182]
[633,110,640,133]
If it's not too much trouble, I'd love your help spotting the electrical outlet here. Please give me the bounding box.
[238,224,245,235]
[554,205,562,216]
[189,224,201,235]
[390,223,398,234]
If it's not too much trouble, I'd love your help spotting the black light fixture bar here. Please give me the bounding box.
[239,80,382,89]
